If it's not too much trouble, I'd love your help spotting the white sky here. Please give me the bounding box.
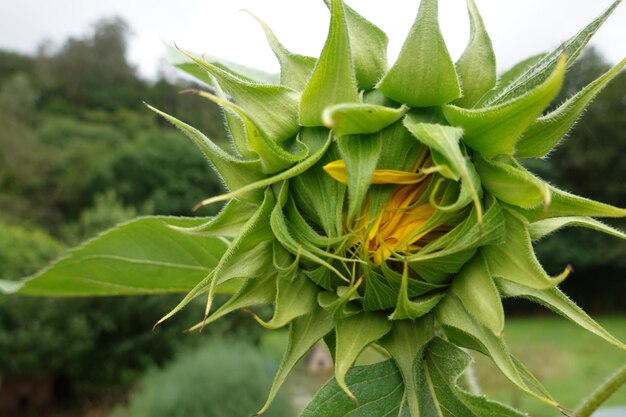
[1,0,625,80]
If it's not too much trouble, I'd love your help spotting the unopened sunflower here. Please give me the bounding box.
[5,0,626,415]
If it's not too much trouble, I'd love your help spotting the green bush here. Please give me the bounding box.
[111,339,292,417]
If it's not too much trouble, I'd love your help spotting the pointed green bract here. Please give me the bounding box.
[403,117,483,222]
[146,104,264,198]
[179,49,300,143]
[528,216,626,241]
[516,58,626,158]
[454,0,496,108]
[323,103,408,136]
[451,254,504,335]
[337,133,382,222]
[484,0,623,106]
[245,11,316,91]
[256,306,334,416]
[300,0,359,126]
[497,279,626,349]
[377,0,461,106]
[436,295,558,406]
[475,154,550,209]
[482,209,571,290]
[379,318,435,417]
[443,54,566,157]
[328,0,389,90]
[334,312,392,400]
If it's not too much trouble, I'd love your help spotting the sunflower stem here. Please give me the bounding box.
[574,363,626,417]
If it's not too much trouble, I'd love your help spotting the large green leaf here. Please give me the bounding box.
[376,0,461,106]
[300,0,359,126]
[301,337,527,417]
[516,57,626,158]
[443,54,565,157]
[1,217,228,296]
[453,0,496,108]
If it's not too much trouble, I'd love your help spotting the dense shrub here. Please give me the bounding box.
[110,339,292,417]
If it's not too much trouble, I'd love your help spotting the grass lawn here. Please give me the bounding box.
[473,315,626,417]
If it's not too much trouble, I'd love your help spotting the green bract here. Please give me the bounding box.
[3,0,626,415]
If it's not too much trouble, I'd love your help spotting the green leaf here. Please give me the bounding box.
[453,0,496,108]
[484,0,623,106]
[256,305,334,415]
[301,338,526,417]
[418,338,527,416]
[528,216,626,241]
[376,0,461,106]
[244,11,316,91]
[379,317,435,417]
[403,117,483,223]
[255,273,318,330]
[2,217,228,296]
[443,54,566,157]
[299,359,405,417]
[482,208,571,290]
[334,312,392,400]
[475,154,550,209]
[145,104,264,198]
[337,132,383,222]
[451,253,504,335]
[323,103,408,136]
[496,279,626,350]
[436,294,558,407]
[177,48,300,143]
[516,57,626,158]
[195,127,331,208]
[300,0,359,126]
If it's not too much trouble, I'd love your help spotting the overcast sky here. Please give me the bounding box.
[1,0,625,80]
